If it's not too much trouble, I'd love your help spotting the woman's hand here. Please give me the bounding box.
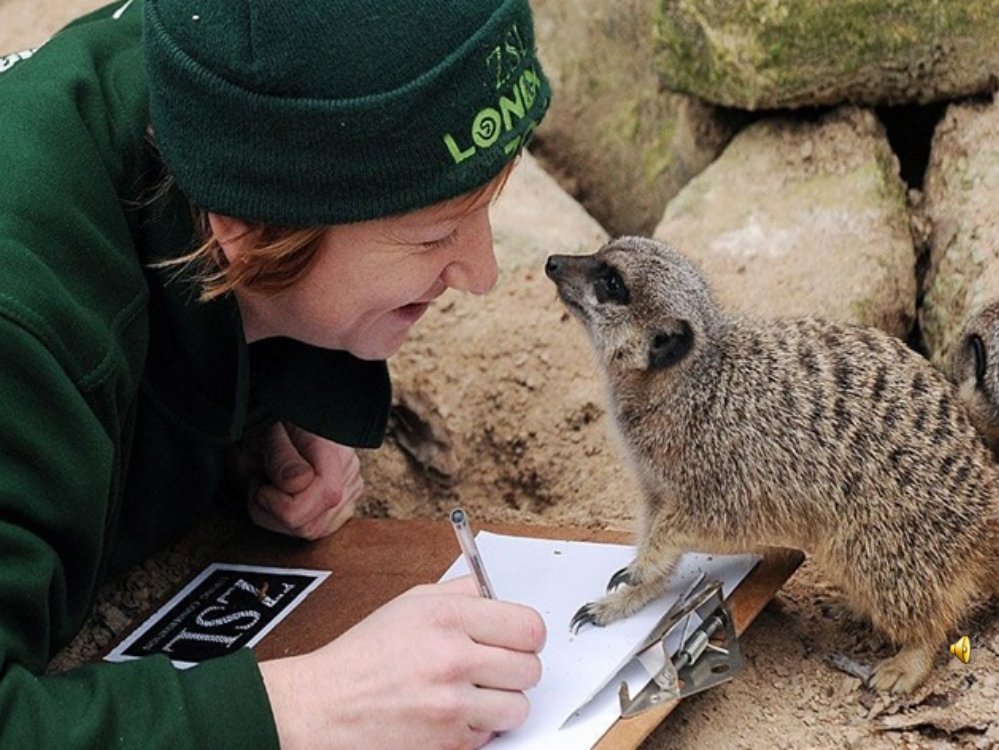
[259,576,546,750]
[232,421,363,539]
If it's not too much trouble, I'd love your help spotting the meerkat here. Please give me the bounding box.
[545,236,999,694]
[952,300,999,459]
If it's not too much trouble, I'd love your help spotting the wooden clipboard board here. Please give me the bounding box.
[195,517,803,749]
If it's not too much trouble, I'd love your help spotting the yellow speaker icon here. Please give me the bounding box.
[950,635,977,664]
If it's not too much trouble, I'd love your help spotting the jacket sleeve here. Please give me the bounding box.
[0,318,280,749]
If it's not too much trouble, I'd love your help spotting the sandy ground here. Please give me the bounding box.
[7,2,999,748]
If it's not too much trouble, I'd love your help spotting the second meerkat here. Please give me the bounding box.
[546,236,999,694]
[952,300,999,459]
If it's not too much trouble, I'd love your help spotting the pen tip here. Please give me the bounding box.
[450,508,465,524]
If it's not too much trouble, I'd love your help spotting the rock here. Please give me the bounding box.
[653,107,915,337]
[530,0,740,235]
[920,97,999,371]
[491,151,607,275]
[841,727,865,749]
[653,0,999,110]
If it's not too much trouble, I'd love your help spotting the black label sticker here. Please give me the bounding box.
[105,563,329,668]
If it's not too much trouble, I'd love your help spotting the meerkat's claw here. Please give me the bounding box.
[607,566,633,592]
[569,603,601,634]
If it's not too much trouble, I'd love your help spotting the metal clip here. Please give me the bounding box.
[618,579,742,717]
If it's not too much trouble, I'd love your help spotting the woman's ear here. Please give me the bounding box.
[207,212,253,266]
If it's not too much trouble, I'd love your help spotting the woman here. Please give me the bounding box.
[0,0,551,747]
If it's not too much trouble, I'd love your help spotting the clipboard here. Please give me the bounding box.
[104,518,802,748]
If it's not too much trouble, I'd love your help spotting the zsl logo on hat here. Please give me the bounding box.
[443,23,545,165]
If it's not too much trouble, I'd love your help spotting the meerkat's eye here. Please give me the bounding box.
[970,334,987,387]
[593,264,630,304]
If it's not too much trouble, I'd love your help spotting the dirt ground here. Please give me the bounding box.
[9,2,999,748]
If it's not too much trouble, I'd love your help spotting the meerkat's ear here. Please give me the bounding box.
[648,321,694,369]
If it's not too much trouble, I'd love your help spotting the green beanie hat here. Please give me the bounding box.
[143,0,551,226]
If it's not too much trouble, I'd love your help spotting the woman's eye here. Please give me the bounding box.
[423,231,458,250]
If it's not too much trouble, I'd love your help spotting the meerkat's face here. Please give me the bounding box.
[954,301,999,416]
[545,236,713,373]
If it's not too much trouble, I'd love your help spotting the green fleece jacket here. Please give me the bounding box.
[0,1,391,746]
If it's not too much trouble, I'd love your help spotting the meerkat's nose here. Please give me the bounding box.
[545,255,565,280]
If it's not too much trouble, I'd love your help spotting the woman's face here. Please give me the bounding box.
[215,180,501,360]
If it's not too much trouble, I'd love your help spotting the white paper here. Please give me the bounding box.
[441,532,758,749]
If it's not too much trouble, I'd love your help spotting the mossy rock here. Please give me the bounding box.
[921,99,999,373]
[654,107,916,338]
[654,0,999,109]
[531,0,739,235]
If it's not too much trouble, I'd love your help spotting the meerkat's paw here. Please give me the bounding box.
[571,553,678,632]
[570,581,663,633]
[869,644,934,694]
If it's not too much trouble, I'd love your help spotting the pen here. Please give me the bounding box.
[449,507,497,599]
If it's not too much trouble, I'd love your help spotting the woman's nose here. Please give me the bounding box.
[442,213,499,294]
